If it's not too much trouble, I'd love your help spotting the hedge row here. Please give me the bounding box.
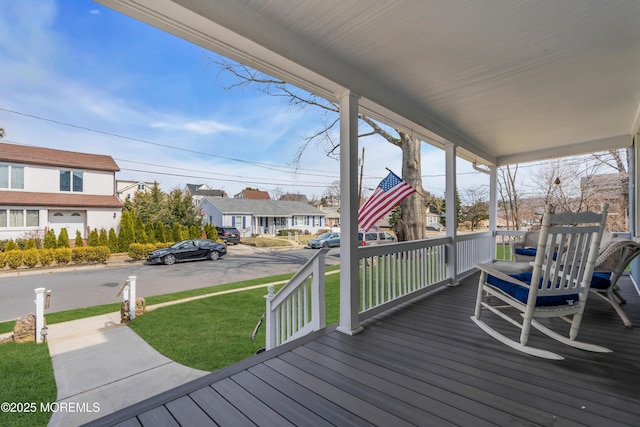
[128,242,173,260]
[0,246,111,269]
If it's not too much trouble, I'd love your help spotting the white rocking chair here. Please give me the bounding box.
[471,203,609,360]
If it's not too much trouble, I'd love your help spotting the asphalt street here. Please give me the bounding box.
[0,246,341,322]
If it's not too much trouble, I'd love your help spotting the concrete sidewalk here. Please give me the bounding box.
[46,312,208,427]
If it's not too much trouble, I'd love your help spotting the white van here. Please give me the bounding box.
[358,231,397,246]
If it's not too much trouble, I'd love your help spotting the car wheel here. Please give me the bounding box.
[209,251,220,261]
[163,254,176,265]
[322,241,329,248]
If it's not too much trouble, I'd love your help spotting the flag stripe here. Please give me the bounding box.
[358,171,416,231]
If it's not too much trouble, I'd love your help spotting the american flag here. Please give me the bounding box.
[358,171,416,231]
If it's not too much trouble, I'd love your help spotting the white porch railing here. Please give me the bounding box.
[495,229,526,261]
[357,237,450,322]
[455,232,495,274]
[264,248,329,350]
[264,231,528,350]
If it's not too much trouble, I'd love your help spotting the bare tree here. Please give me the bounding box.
[211,57,426,241]
[497,165,521,230]
[323,180,341,206]
[270,186,284,200]
[461,186,489,231]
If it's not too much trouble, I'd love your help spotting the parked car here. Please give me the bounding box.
[147,239,227,265]
[358,231,397,246]
[308,232,341,248]
[215,226,241,245]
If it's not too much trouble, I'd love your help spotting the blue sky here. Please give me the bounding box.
[0,0,486,200]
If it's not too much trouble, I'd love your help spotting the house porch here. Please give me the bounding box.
[90,274,640,426]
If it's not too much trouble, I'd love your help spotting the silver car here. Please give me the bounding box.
[308,232,341,248]
[358,231,397,246]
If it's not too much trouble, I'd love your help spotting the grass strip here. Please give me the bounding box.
[0,342,56,427]
[0,266,340,334]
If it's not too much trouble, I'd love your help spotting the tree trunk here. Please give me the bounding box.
[397,132,426,241]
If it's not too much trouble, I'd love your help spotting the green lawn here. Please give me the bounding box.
[129,272,341,371]
[0,342,56,427]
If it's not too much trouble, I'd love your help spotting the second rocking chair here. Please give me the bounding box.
[471,203,609,360]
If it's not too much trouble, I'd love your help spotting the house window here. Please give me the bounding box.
[9,210,24,227]
[294,216,308,226]
[60,171,70,191]
[138,183,145,190]
[11,166,23,189]
[26,210,39,227]
[73,172,83,191]
[0,210,6,227]
[0,165,24,189]
[60,170,83,192]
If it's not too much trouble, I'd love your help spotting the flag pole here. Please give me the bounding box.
[384,167,431,201]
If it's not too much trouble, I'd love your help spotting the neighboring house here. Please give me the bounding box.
[279,193,309,203]
[0,142,122,240]
[199,197,326,236]
[184,183,227,205]
[320,206,340,228]
[116,180,155,202]
[234,189,270,200]
[426,208,442,230]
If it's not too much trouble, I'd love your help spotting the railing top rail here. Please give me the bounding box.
[455,231,492,241]
[357,236,451,257]
[269,247,329,307]
[495,229,527,237]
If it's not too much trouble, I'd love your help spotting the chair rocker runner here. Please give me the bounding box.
[471,203,609,360]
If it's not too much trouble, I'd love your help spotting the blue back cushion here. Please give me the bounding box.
[487,271,580,306]
[515,247,537,257]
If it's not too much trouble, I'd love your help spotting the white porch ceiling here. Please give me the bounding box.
[97,0,640,166]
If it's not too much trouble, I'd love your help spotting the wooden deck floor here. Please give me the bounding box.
[89,273,640,427]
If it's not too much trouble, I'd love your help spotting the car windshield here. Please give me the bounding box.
[318,233,332,239]
[171,240,192,249]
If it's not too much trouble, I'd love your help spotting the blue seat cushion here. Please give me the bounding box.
[515,247,537,257]
[487,271,579,306]
[590,272,612,290]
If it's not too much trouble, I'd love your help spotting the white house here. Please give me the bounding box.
[184,183,227,205]
[0,142,123,240]
[116,180,156,203]
[199,197,326,236]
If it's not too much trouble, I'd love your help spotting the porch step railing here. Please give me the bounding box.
[265,248,329,350]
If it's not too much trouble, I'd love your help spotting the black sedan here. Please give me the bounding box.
[147,239,227,265]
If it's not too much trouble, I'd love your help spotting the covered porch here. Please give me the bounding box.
[90,273,640,426]
[91,1,640,425]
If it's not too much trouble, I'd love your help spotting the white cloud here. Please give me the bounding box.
[149,120,242,135]
[89,9,100,15]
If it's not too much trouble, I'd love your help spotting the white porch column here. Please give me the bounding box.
[489,165,498,260]
[337,90,363,335]
[445,144,458,284]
